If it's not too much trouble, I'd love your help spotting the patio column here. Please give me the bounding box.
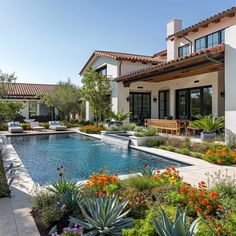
[37,102,40,116]
[225,25,236,144]
[169,88,175,118]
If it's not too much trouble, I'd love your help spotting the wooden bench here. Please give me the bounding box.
[144,119,185,136]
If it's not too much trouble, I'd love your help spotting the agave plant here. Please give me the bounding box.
[141,164,154,178]
[153,207,199,236]
[46,166,78,195]
[190,115,224,133]
[60,187,84,212]
[69,196,133,235]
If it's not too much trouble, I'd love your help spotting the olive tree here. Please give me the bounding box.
[81,67,111,127]
[41,79,81,120]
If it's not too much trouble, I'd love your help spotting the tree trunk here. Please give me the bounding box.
[96,115,99,128]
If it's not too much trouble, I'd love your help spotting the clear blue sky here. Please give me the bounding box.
[0,0,235,85]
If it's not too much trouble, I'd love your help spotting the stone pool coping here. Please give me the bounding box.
[1,129,236,236]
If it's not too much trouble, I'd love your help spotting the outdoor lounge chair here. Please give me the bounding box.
[30,122,44,131]
[49,121,67,131]
[8,122,23,133]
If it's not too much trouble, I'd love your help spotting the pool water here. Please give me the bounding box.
[8,133,188,185]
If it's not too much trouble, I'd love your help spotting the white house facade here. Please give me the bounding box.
[80,6,236,143]
[1,83,57,121]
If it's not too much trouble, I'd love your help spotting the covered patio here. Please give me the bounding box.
[115,45,225,130]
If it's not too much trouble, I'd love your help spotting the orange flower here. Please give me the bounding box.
[209,192,218,198]
[207,205,212,210]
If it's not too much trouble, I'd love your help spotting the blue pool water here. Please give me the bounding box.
[8,134,188,185]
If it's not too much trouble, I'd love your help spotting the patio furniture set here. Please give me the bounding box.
[144,119,201,136]
[7,121,67,133]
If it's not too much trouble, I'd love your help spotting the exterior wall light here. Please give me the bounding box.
[220,91,225,97]
[153,96,157,103]
[126,96,130,102]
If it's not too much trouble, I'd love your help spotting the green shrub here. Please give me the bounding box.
[146,138,163,147]
[107,125,122,131]
[122,210,156,236]
[0,153,10,197]
[206,169,236,199]
[122,123,136,131]
[134,126,144,132]
[121,176,160,191]
[190,152,203,159]
[144,128,157,136]
[20,123,31,130]
[31,188,55,210]
[39,122,49,129]
[0,122,8,131]
[178,148,191,155]
[41,206,63,228]
[159,145,176,152]
[134,132,145,137]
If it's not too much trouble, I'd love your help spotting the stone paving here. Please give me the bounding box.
[0,144,40,236]
[0,130,235,236]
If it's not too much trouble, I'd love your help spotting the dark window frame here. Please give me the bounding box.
[178,43,190,57]
[194,29,225,52]
[95,65,107,76]
[176,85,212,120]
[158,90,170,119]
[129,92,151,125]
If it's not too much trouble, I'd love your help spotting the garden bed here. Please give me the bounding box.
[31,165,236,236]
[0,151,10,198]
[146,136,236,166]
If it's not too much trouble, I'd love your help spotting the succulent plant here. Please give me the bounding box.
[69,196,133,235]
[153,207,199,236]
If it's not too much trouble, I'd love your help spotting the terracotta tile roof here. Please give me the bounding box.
[80,49,166,75]
[116,45,225,82]
[167,6,236,39]
[5,83,56,98]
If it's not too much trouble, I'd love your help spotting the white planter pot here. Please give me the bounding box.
[126,131,136,136]
[200,132,216,142]
[101,131,125,135]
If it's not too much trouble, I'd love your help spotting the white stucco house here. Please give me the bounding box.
[1,83,57,121]
[80,6,236,143]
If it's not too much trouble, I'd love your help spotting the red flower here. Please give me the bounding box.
[59,173,63,177]
[57,167,60,171]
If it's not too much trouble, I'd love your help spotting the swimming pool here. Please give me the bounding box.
[7,133,188,185]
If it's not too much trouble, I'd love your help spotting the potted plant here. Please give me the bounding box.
[107,110,132,127]
[190,115,224,142]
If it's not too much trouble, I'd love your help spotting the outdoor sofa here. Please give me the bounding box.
[8,122,23,133]
[49,121,67,131]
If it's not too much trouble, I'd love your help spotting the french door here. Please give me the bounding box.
[176,86,212,120]
[129,93,151,125]
[159,90,170,119]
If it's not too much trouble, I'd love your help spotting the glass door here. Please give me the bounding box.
[130,93,151,125]
[176,86,212,120]
[176,90,188,119]
[159,90,170,119]
[190,89,201,120]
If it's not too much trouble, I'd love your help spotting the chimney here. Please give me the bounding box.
[167,19,182,37]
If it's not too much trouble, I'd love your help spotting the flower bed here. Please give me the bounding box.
[79,125,101,134]
[31,166,236,236]
[0,152,10,197]
[204,146,236,165]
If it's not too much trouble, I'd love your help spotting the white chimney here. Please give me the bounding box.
[167,19,182,37]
